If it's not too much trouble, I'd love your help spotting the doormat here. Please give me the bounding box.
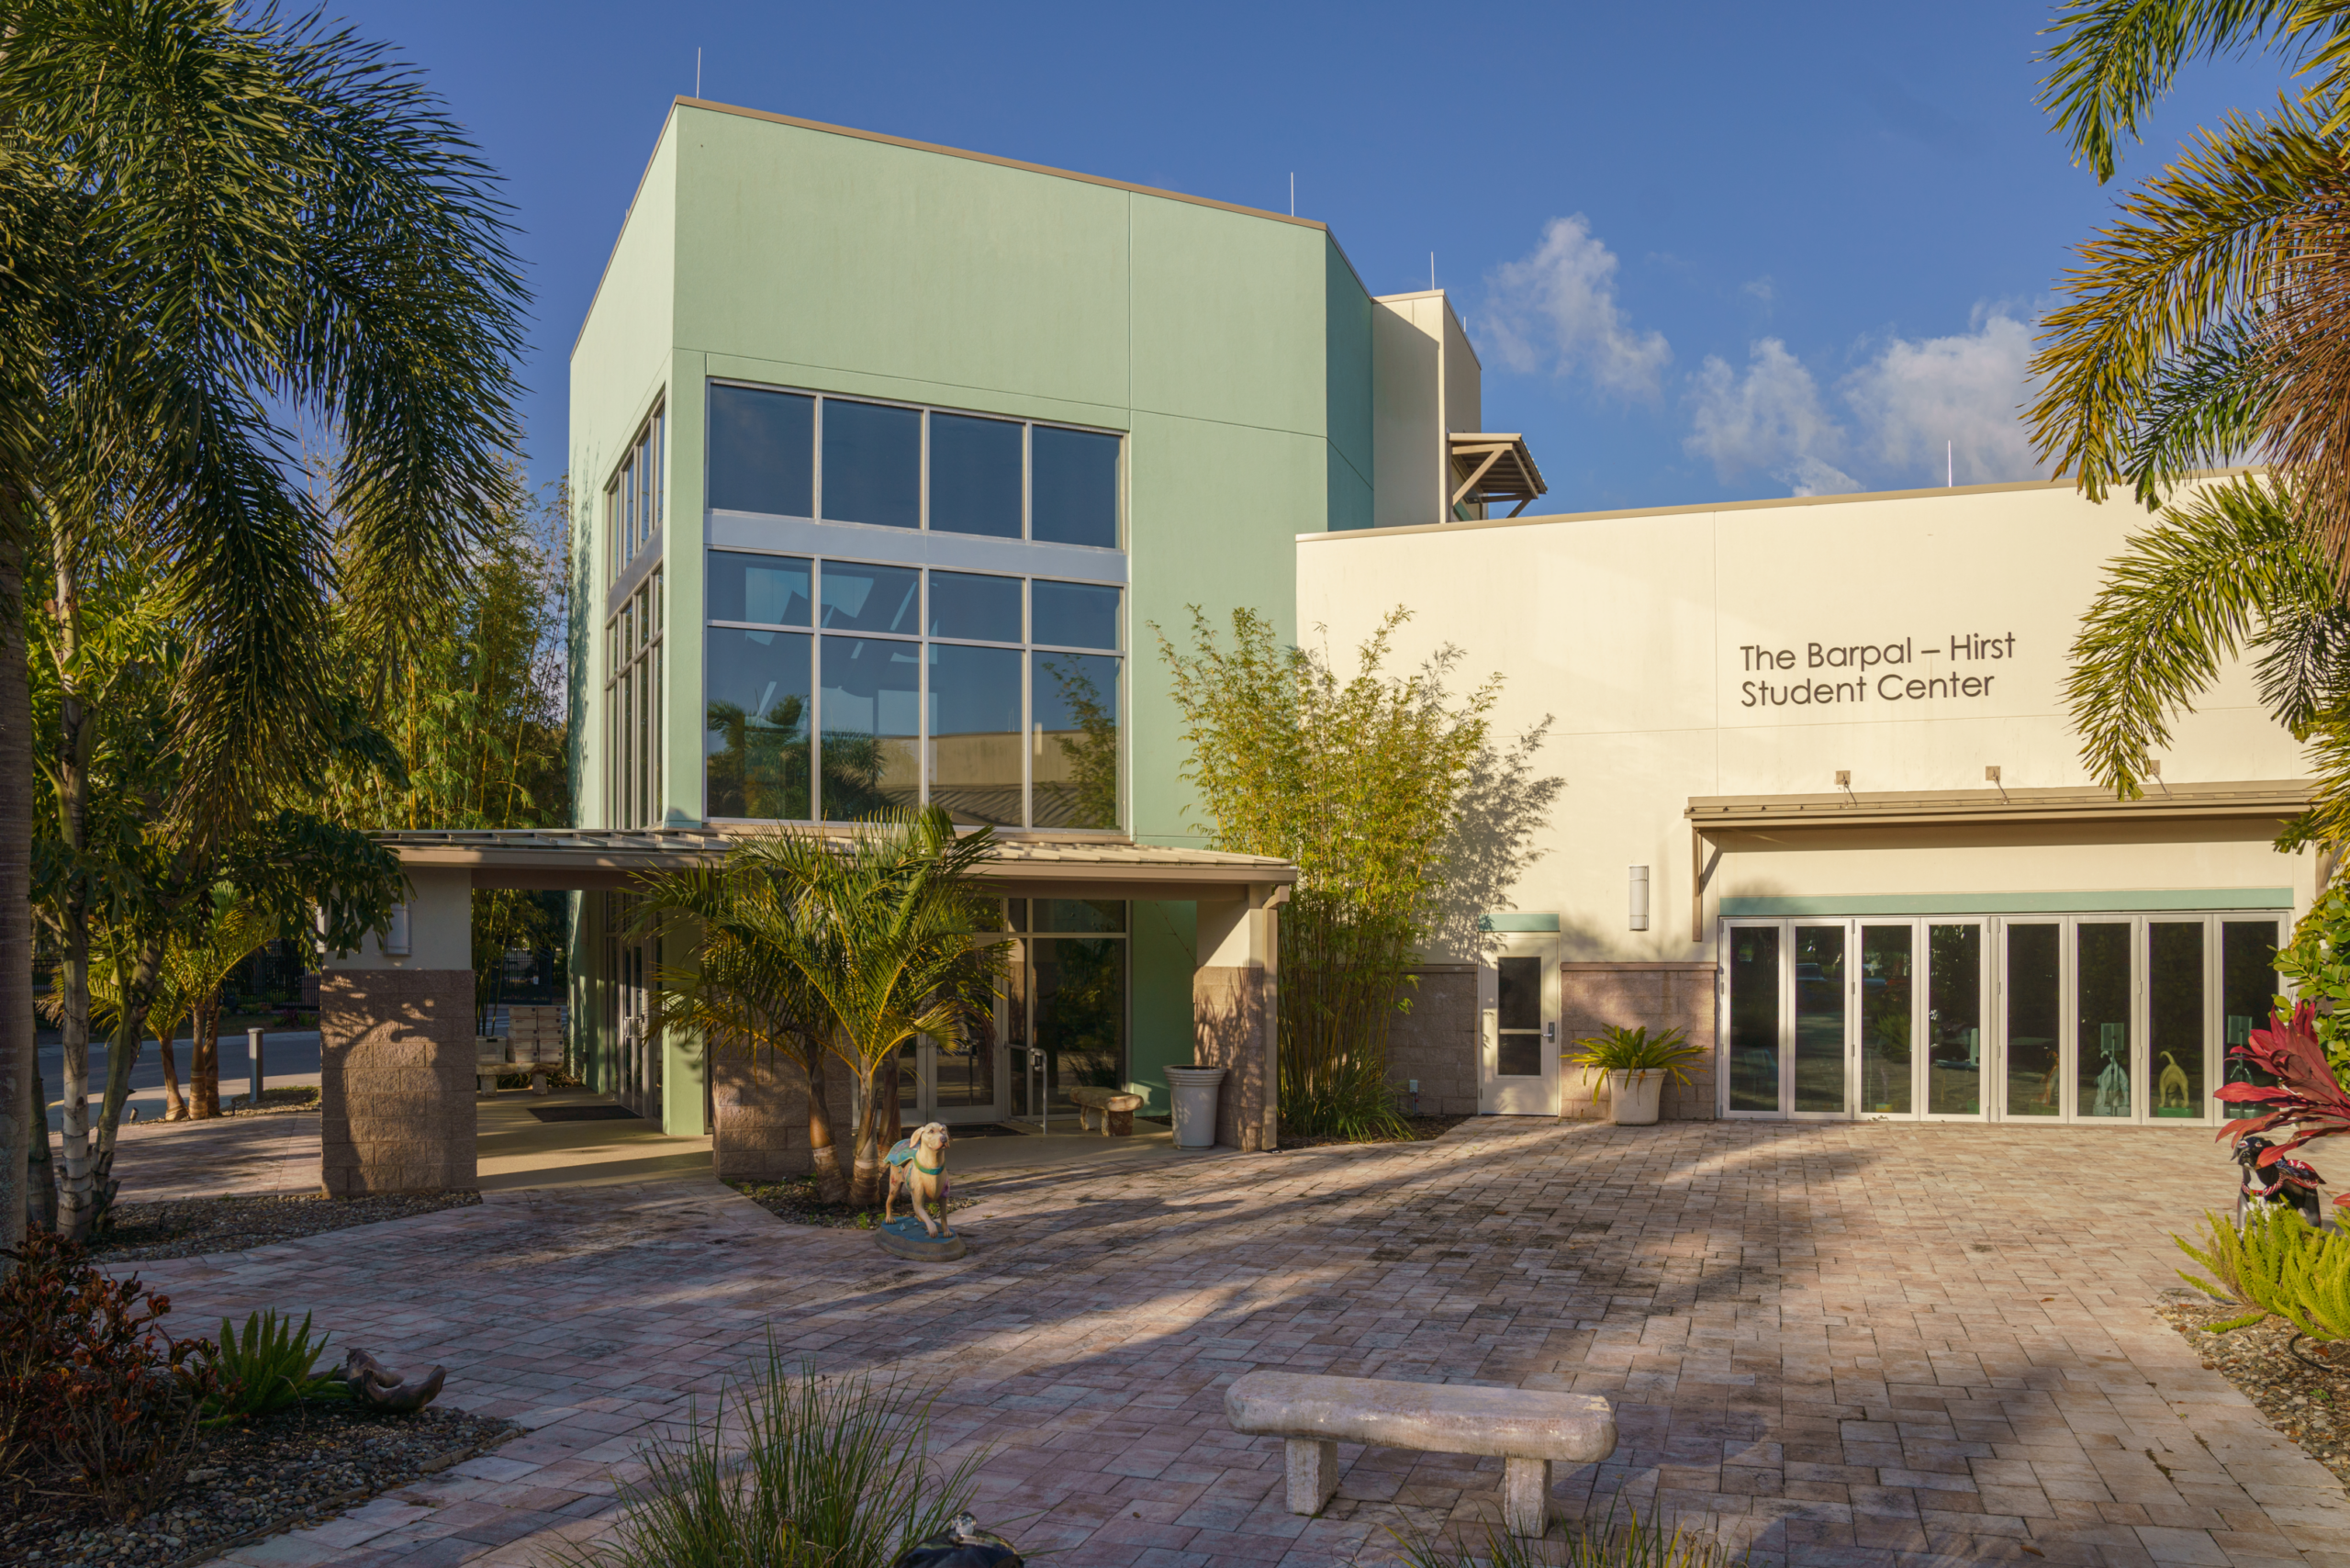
[529,1105,641,1123]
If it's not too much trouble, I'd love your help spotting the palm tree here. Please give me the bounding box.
[2030,3,2350,843]
[645,812,1005,1209]
[0,2,525,1253]
[632,857,854,1204]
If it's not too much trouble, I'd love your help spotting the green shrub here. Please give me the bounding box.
[1570,1026,1704,1085]
[205,1310,344,1421]
[1393,1500,1748,1568]
[563,1341,987,1568]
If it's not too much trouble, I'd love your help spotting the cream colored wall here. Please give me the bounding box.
[1369,290,1481,530]
[1295,478,2315,964]
[324,867,473,973]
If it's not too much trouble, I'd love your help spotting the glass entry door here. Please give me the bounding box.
[1478,937,1560,1114]
[1722,916,1986,1120]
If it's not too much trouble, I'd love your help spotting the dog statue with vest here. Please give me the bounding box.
[884,1121,955,1238]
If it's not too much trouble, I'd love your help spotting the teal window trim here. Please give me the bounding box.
[1718,889,2292,918]
[1478,913,1561,932]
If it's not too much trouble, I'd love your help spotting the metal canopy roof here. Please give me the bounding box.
[1687,778,2310,833]
[1447,433,1548,519]
[375,827,1295,899]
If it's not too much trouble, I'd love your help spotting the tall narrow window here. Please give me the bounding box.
[611,404,665,577]
[605,570,664,829]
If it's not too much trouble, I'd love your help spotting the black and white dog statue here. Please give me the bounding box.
[2233,1132,2328,1227]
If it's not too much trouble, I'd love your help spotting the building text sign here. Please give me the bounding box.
[1737,633,2017,709]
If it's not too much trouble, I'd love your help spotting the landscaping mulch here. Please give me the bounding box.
[1279,1114,1473,1151]
[223,1088,319,1117]
[731,1174,891,1229]
[0,1402,518,1568]
[85,1193,483,1264]
[2158,1294,2350,1486]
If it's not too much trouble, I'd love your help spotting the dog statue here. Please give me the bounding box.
[892,1512,1022,1568]
[884,1121,955,1238]
[2159,1051,2193,1112]
[2232,1132,2327,1228]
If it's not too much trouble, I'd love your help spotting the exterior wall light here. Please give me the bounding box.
[1628,865,1650,931]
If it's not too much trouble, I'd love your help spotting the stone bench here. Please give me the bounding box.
[1069,1085,1144,1136]
[1225,1371,1615,1538]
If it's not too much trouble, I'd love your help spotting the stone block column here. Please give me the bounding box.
[1558,961,1720,1120]
[711,1047,854,1182]
[319,866,479,1196]
[1192,883,1282,1151]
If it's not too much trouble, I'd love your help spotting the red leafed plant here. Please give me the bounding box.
[2217,1002,2350,1172]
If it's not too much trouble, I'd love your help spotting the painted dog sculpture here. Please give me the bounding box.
[884,1121,955,1238]
[2233,1131,2327,1228]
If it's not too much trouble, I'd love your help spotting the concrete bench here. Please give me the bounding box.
[1068,1085,1144,1136]
[1225,1371,1615,1538]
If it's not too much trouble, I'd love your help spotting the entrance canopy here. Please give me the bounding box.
[375,826,1297,900]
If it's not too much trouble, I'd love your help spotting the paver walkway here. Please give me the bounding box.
[125,1119,2350,1568]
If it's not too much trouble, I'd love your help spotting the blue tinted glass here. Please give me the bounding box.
[1031,426,1118,548]
[819,636,921,820]
[821,400,919,528]
[708,386,812,517]
[1033,651,1119,831]
[819,562,920,634]
[707,553,811,626]
[928,644,1023,827]
[1032,580,1119,650]
[929,414,1022,539]
[927,572,1022,643]
[1035,899,1126,933]
[704,627,811,820]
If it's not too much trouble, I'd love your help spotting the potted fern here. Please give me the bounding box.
[1569,1025,1703,1126]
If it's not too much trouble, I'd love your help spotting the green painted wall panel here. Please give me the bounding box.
[672,108,1133,411]
[1129,899,1198,1114]
[1128,196,1326,435]
[1324,239,1374,521]
[1720,890,2293,916]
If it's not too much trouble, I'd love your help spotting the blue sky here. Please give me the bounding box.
[330,0,2288,517]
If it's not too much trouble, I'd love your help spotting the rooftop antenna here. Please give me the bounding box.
[1947,440,1953,487]
[1430,252,1436,290]
[1289,173,1294,216]
[696,47,702,97]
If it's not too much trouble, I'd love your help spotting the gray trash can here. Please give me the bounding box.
[1165,1065,1226,1149]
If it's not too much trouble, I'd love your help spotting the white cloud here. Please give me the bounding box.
[1684,339,1858,495]
[1681,309,2041,497]
[1844,308,2038,485]
[1481,216,1673,398]
[1740,275,1775,307]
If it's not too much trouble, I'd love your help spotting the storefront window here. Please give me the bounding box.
[2149,922,2206,1117]
[1925,924,1983,1114]
[2221,920,2282,1117]
[2005,924,2061,1115]
[1727,927,1780,1113]
[705,550,1121,829]
[1856,925,1909,1114]
[2076,922,2133,1117]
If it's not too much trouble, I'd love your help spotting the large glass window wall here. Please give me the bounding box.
[707,382,1120,549]
[704,550,1121,829]
[1719,911,2281,1123]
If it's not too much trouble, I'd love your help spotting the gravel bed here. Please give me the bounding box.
[86,1193,483,1263]
[2157,1294,2350,1485]
[0,1402,516,1568]
[1279,1114,1472,1150]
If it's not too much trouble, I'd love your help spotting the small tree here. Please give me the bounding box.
[1158,607,1500,1140]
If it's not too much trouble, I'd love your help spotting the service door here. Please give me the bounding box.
[1479,938,1560,1114]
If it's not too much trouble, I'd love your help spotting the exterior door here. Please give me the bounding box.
[1479,938,1560,1114]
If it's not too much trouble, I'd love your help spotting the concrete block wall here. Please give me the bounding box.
[711,1047,856,1182]
[319,969,477,1196]
[1559,962,1719,1121]
[1386,965,1478,1114]
[1192,965,1272,1150]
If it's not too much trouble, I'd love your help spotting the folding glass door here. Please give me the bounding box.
[1725,913,2281,1124]
[1724,916,1989,1121]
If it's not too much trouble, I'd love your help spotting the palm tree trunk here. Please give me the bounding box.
[190,989,220,1118]
[802,1049,846,1204]
[50,543,97,1240]
[848,1067,887,1209]
[25,1053,56,1233]
[156,1026,185,1120]
[0,521,28,1260]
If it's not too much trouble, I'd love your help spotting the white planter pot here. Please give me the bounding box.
[1606,1069,1665,1126]
[1165,1065,1226,1149]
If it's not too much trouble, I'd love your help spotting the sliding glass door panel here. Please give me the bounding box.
[1793,925,1849,1114]
[2076,922,2134,1118]
[2004,924,2063,1117]
[1858,924,1914,1115]
[2148,921,2205,1119]
[1926,923,1984,1115]
[1727,926,1783,1114]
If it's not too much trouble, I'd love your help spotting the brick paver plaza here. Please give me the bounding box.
[124,1118,2350,1568]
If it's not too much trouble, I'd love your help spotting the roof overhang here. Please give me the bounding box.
[376,828,1296,900]
[1447,433,1547,518]
[1688,779,2310,834]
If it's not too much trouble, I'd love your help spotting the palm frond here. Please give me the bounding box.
[2030,99,2336,498]
[2040,0,2304,181]
[2065,474,2333,792]
[2121,316,2279,498]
